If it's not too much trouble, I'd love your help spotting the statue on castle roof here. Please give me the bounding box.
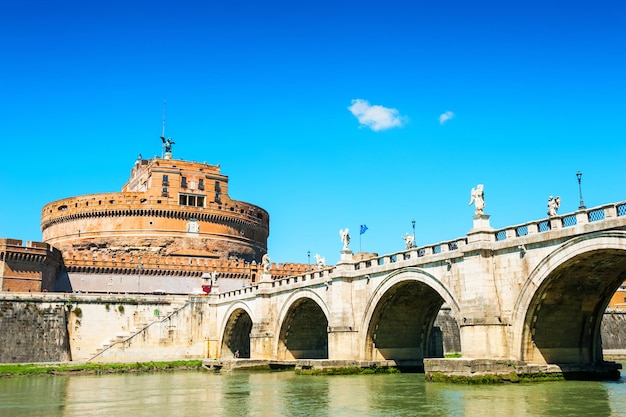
[468,184,485,215]
[160,136,175,153]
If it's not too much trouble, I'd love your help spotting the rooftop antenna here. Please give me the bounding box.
[161,98,166,157]
[159,98,175,159]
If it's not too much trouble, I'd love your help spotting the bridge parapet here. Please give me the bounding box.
[216,268,333,300]
[353,237,469,272]
[493,201,626,243]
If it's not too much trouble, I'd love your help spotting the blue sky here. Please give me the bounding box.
[1,0,625,265]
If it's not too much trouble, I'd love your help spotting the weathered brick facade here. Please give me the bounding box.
[0,239,62,292]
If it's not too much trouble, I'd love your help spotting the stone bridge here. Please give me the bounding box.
[207,201,626,375]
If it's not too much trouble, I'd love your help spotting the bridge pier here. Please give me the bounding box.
[249,323,274,359]
[424,358,622,382]
[327,327,358,359]
[460,320,511,359]
[249,275,275,359]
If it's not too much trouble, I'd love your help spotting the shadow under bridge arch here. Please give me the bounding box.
[220,303,254,359]
[276,291,329,360]
[363,268,460,367]
[515,231,626,368]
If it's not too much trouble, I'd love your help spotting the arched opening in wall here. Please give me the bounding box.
[277,298,328,360]
[365,280,444,369]
[221,308,252,359]
[522,249,626,368]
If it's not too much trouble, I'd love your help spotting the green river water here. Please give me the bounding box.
[2,368,626,416]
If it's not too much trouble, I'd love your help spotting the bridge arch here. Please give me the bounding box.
[361,267,461,364]
[219,302,255,359]
[275,289,330,360]
[512,231,626,365]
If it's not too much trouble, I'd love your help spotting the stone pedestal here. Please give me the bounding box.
[334,250,354,272]
[259,271,272,283]
[164,152,172,160]
[467,214,495,243]
[340,250,353,261]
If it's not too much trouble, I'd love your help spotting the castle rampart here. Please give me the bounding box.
[0,239,62,292]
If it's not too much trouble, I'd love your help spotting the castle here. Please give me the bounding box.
[0,141,312,294]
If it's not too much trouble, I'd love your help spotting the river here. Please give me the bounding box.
[2,369,626,416]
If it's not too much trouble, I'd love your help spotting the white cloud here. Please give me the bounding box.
[348,99,405,131]
[439,111,455,125]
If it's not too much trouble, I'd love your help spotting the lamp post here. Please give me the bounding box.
[411,219,416,247]
[307,250,311,272]
[576,171,586,210]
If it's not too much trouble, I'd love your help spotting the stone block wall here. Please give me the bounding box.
[0,300,70,363]
[601,309,626,350]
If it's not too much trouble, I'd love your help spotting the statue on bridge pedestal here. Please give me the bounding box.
[339,228,350,251]
[469,184,485,215]
[402,233,414,250]
[547,196,561,217]
[315,253,326,269]
[262,254,271,272]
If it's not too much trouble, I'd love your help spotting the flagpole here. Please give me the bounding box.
[359,224,367,253]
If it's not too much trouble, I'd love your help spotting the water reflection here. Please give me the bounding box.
[0,375,69,417]
[1,371,626,417]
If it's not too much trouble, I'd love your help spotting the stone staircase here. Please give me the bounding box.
[85,299,190,362]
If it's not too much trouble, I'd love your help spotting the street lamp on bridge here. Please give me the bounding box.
[576,171,586,210]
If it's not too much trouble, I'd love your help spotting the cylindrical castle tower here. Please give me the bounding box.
[41,155,269,263]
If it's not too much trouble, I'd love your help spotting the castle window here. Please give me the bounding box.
[214,181,221,203]
[162,187,169,197]
[162,175,169,186]
[179,193,205,208]
[181,176,187,188]
[198,179,204,190]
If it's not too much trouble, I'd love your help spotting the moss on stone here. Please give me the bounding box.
[426,371,565,384]
[296,366,400,376]
[0,360,204,378]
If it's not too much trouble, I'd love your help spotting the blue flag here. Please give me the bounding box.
[360,224,368,235]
